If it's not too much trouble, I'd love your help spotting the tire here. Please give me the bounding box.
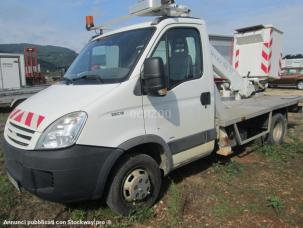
[106,153,162,216]
[266,113,287,145]
[297,81,303,90]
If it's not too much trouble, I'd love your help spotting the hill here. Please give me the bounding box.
[0,43,78,72]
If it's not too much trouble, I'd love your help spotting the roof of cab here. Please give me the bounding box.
[91,17,204,41]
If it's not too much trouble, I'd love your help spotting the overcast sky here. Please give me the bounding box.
[0,0,302,54]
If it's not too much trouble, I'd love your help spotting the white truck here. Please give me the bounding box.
[0,53,47,108]
[3,0,302,215]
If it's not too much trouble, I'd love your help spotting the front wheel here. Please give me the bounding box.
[106,154,162,216]
[297,81,303,90]
[266,113,287,145]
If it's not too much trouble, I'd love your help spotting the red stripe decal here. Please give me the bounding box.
[14,112,24,122]
[9,109,21,119]
[235,61,239,68]
[261,63,268,73]
[264,43,269,48]
[25,112,34,127]
[36,115,45,128]
[236,49,240,56]
[262,51,268,60]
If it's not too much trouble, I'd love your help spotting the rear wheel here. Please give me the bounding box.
[106,154,161,216]
[297,81,303,90]
[266,113,287,145]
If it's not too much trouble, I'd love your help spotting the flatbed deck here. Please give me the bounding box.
[216,94,303,127]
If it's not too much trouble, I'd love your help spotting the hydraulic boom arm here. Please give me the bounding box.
[210,45,256,98]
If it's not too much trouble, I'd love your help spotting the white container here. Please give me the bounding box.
[0,53,26,90]
[233,25,283,79]
[129,0,162,16]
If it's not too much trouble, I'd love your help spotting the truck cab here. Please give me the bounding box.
[3,17,216,215]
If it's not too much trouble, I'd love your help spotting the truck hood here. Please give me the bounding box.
[10,84,120,132]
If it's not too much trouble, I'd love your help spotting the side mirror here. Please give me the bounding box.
[142,57,167,96]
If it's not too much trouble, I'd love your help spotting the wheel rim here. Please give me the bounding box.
[122,168,151,202]
[273,121,283,142]
[297,82,303,90]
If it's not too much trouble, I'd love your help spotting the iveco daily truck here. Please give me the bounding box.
[3,0,302,215]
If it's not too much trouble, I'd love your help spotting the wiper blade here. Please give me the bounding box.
[73,75,104,83]
[60,77,74,84]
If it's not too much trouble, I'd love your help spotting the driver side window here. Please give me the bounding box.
[151,27,203,89]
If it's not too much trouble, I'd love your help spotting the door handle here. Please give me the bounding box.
[201,92,211,107]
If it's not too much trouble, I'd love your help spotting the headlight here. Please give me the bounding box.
[36,112,87,149]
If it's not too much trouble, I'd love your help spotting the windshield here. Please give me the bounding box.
[63,28,155,84]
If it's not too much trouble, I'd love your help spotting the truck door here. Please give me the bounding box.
[0,57,21,89]
[142,26,215,167]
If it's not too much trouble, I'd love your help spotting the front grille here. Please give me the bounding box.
[8,136,29,146]
[6,121,35,147]
[9,122,35,134]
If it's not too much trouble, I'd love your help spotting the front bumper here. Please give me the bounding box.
[3,140,123,202]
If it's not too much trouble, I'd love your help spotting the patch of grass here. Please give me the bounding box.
[0,212,8,225]
[266,196,284,214]
[128,208,155,223]
[213,199,230,218]
[259,134,303,161]
[285,134,303,154]
[93,207,117,220]
[259,144,284,161]
[70,209,87,221]
[0,175,19,210]
[167,181,185,226]
[109,224,128,228]
[246,202,262,213]
[213,161,243,182]
[213,198,245,220]
[91,207,155,226]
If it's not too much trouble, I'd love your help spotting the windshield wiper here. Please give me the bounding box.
[72,75,104,83]
[60,77,74,85]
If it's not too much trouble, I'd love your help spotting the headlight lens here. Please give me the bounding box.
[36,112,87,149]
